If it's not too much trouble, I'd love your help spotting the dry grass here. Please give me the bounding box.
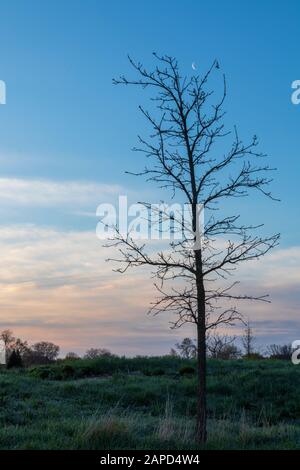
[156,397,194,444]
[78,406,136,449]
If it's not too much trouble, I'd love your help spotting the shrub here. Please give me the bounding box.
[143,368,165,376]
[243,353,264,360]
[29,367,52,379]
[179,366,195,376]
[62,364,75,379]
[152,368,165,376]
[75,365,94,378]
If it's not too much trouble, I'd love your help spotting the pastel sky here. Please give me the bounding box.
[0,0,299,355]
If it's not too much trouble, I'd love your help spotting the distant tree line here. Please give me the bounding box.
[0,330,60,368]
[0,327,295,369]
[172,322,295,361]
[0,330,117,368]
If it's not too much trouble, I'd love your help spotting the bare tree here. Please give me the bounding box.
[0,330,30,362]
[242,320,255,357]
[169,347,178,357]
[13,338,30,355]
[0,329,15,348]
[65,352,80,360]
[207,334,240,359]
[266,343,292,360]
[31,341,60,362]
[175,337,197,359]
[84,348,114,359]
[109,54,279,442]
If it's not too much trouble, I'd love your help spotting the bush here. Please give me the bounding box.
[179,366,195,376]
[75,365,95,378]
[25,356,187,381]
[29,367,54,379]
[62,364,75,379]
[143,368,165,376]
[243,353,264,360]
[152,368,165,376]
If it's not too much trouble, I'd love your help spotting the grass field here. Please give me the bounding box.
[0,357,300,450]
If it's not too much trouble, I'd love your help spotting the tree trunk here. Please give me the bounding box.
[195,251,207,443]
[196,293,206,442]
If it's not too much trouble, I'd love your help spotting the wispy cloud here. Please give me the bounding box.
[0,177,123,207]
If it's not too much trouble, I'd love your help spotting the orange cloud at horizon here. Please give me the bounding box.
[0,225,299,356]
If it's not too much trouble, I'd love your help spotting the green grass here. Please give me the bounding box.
[0,357,300,449]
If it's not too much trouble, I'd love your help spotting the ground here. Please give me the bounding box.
[0,357,299,449]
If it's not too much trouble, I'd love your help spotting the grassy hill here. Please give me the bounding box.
[0,357,299,449]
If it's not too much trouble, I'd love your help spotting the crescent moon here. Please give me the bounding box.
[192,62,197,70]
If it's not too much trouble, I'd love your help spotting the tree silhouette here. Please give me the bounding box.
[242,320,255,357]
[0,329,15,349]
[31,342,59,362]
[175,337,197,359]
[7,349,23,369]
[109,53,279,442]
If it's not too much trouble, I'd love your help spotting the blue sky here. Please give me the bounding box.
[0,0,299,354]
[0,0,299,240]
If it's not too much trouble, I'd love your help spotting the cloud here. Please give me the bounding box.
[0,224,186,355]
[0,177,123,207]
[0,224,298,355]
